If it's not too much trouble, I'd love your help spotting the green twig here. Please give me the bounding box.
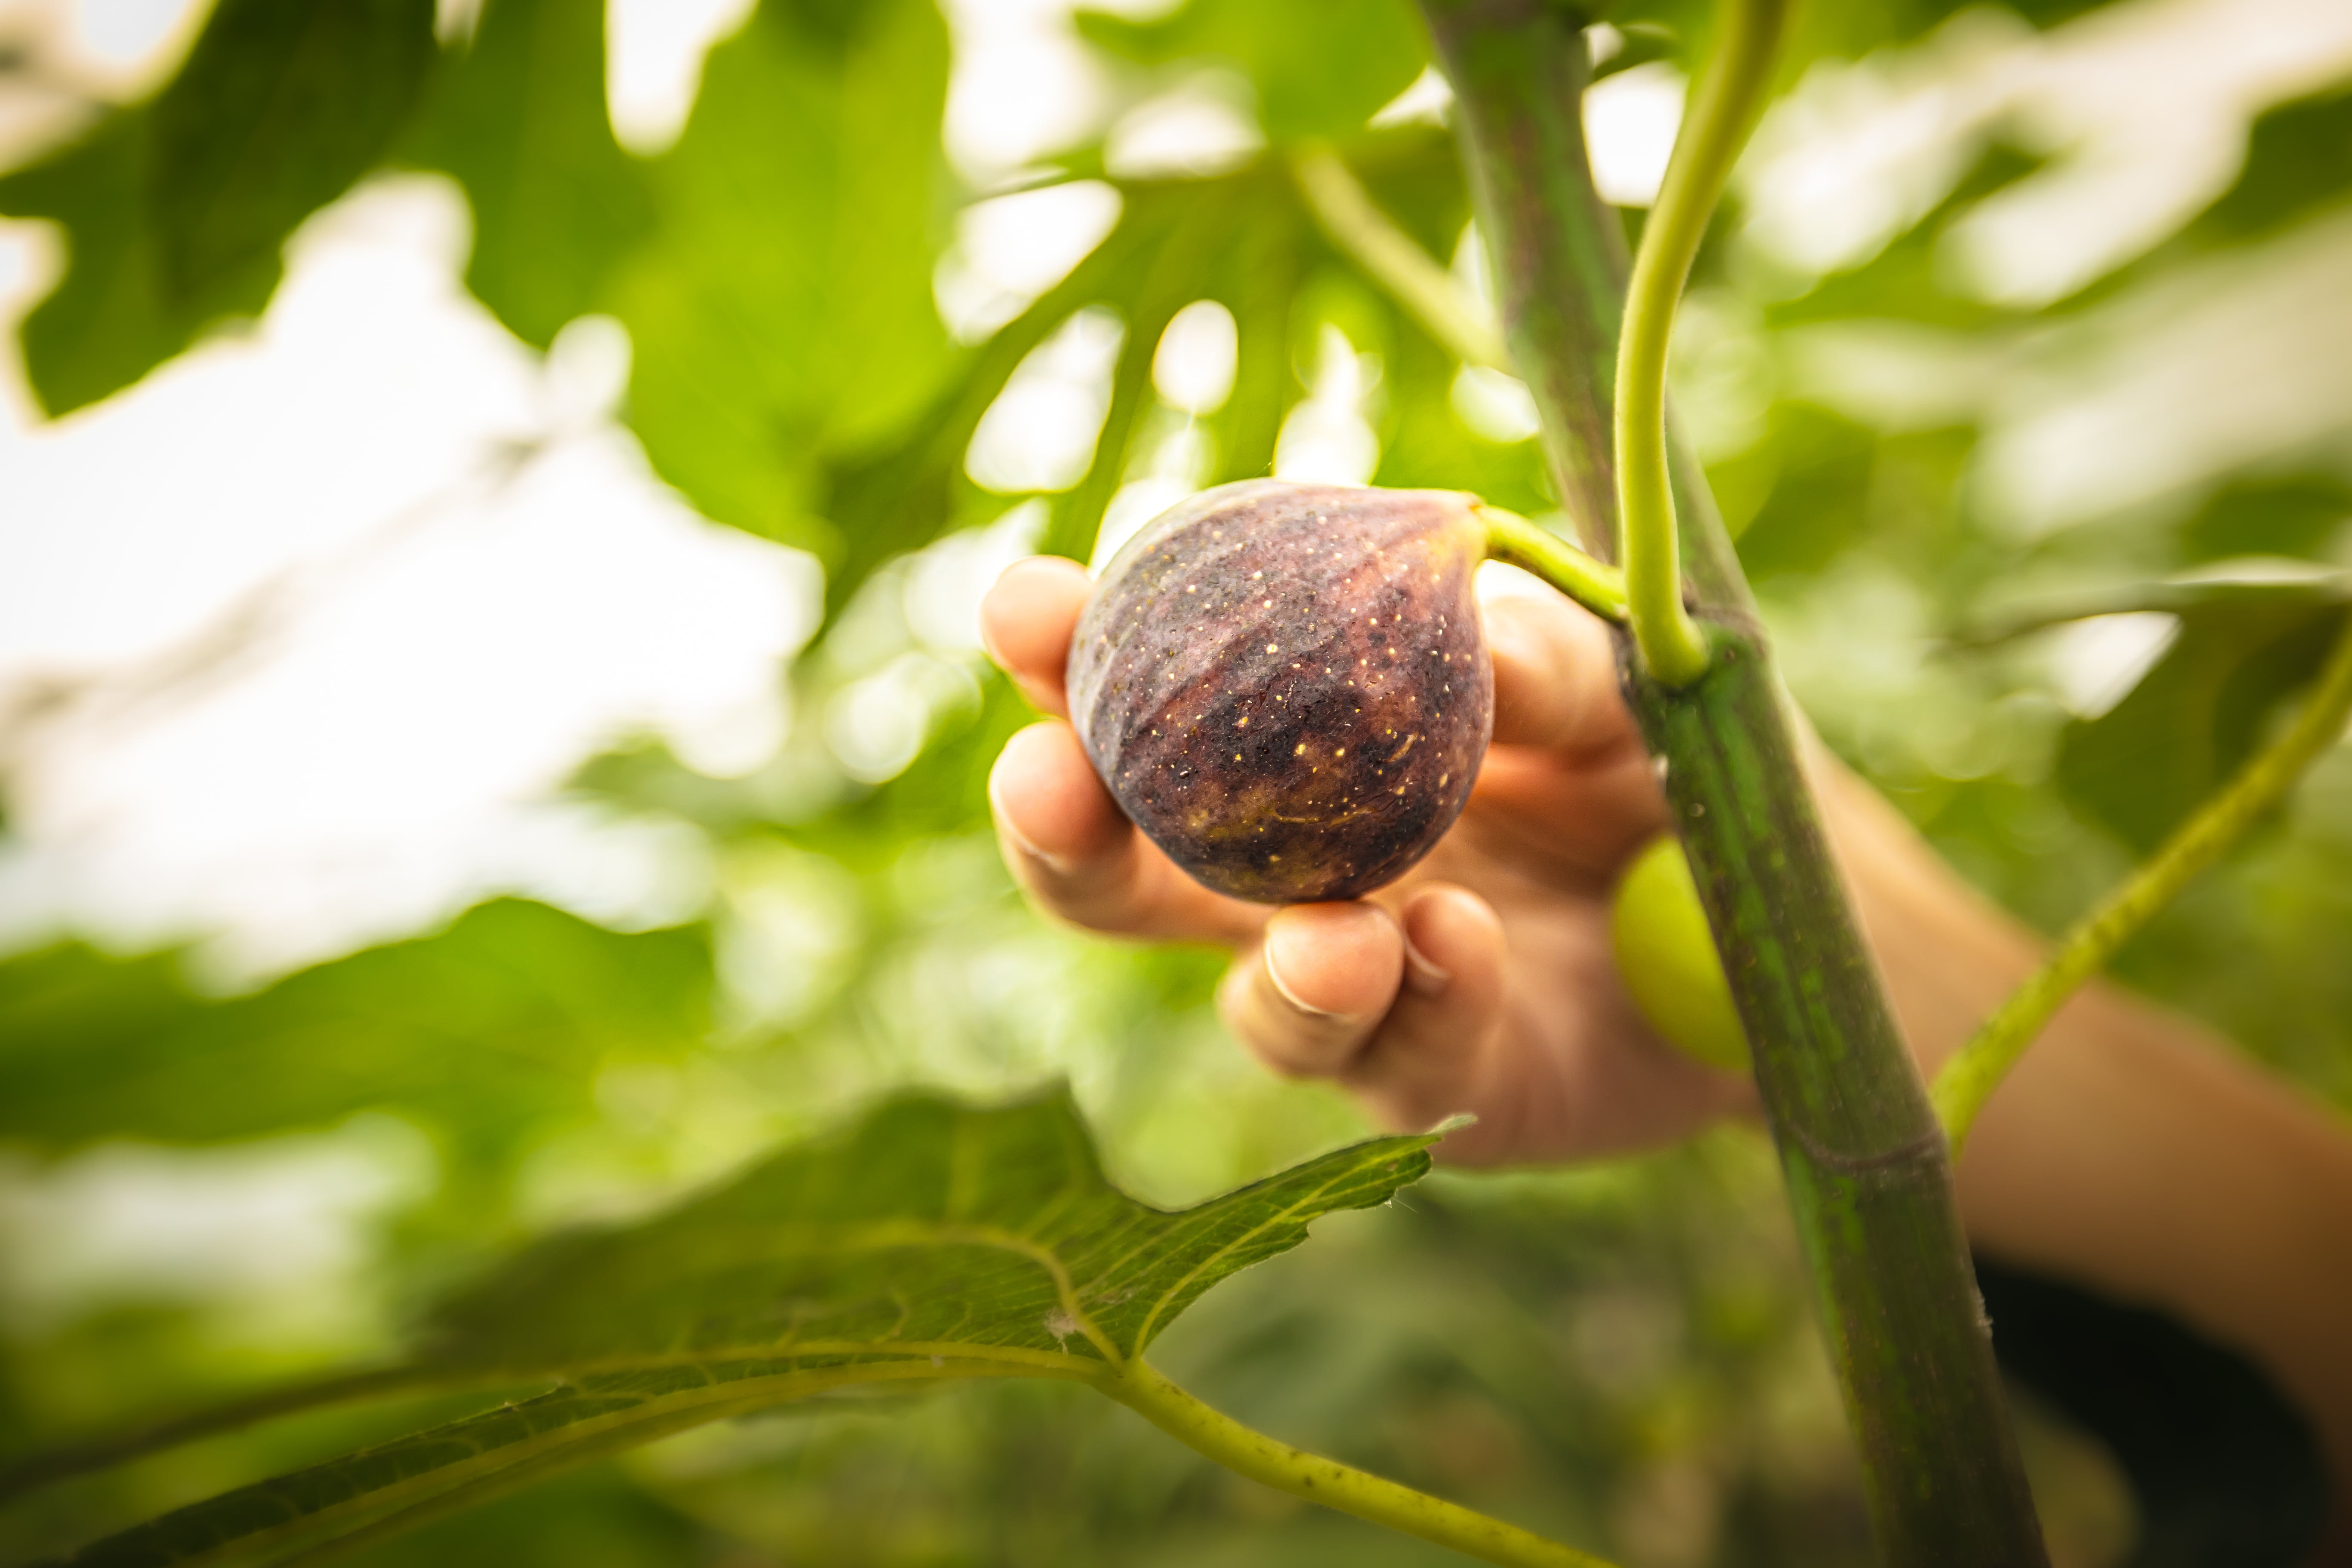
[1290,144,1510,373]
[1479,504,1628,622]
[1104,1360,1617,1568]
[1613,0,1789,687]
[1933,613,2352,1154]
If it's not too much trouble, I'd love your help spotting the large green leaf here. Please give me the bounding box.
[149,0,439,304]
[2049,582,2352,852]
[0,900,710,1169]
[1078,0,1427,145]
[807,179,1194,613]
[605,0,954,554]
[403,0,654,348]
[44,1091,1432,1566]
[0,0,439,414]
[813,131,1531,608]
[809,165,1304,614]
[0,118,203,418]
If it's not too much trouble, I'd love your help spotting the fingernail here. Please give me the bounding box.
[1403,935,1452,998]
[987,779,1075,875]
[1007,824,1074,876]
[1264,930,1347,1020]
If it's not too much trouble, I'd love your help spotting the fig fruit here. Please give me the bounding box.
[1068,480,1493,903]
[1609,833,1749,1072]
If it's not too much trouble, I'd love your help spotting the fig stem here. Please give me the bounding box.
[1102,1358,1621,1568]
[1476,504,1629,623]
[1292,145,1511,374]
[1613,0,1790,688]
[1933,611,2352,1155]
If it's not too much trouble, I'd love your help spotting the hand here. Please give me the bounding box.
[980,554,1754,1165]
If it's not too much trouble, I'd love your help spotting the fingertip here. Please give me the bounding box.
[1263,902,1406,1020]
[1476,562,1630,756]
[1398,885,1505,998]
[1222,901,1403,1080]
[981,557,1091,716]
[1338,883,1510,1139]
[987,721,1127,867]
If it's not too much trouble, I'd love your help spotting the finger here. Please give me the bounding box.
[1464,744,1669,882]
[1477,561,1642,759]
[980,557,1090,718]
[1466,564,1668,877]
[1456,895,1757,1164]
[1218,902,1404,1079]
[1338,885,1512,1145]
[989,721,1266,945]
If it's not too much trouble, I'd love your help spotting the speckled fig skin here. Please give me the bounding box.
[1069,480,1494,903]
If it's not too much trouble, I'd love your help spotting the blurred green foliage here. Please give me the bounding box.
[0,901,711,1178]
[4,0,2352,1562]
[2055,586,2350,853]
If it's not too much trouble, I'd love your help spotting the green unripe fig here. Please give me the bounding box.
[1610,833,1749,1072]
[1069,480,1494,903]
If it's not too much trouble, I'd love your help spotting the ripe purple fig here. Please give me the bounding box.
[1068,480,1494,903]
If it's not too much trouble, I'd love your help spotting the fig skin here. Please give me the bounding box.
[1068,479,1494,903]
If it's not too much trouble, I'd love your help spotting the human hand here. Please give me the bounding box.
[980,554,1754,1165]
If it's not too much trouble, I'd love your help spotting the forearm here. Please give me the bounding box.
[1821,761,2352,1504]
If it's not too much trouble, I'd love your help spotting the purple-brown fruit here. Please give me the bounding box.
[1068,480,1494,903]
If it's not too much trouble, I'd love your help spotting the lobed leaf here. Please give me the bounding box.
[402,0,654,348]
[603,0,955,555]
[148,0,439,307]
[0,0,439,414]
[1076,0,1428,145]
[41,1090,1432,1566]
[2053,582,2352,852]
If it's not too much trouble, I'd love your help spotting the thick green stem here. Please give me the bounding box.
[1479,504,1628,622]
[1621,632,2044,1564]
[1420,3,2048,1561]
[1103,1360,1617,1568]
[1613,0,1788,687]
[1934,614,2352,1154]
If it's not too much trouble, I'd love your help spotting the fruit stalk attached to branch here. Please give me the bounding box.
[1611,0,1787,687]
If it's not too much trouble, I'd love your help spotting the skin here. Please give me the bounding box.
[982,552,2352,1552]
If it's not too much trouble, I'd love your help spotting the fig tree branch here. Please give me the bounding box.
[1933,613,2352,1153]
[1419,0,2051,1559]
